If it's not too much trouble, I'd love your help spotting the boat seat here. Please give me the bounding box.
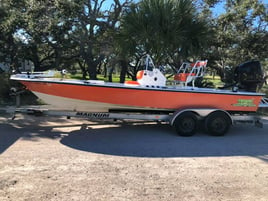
[136,70,144,80]
[124,71,144,86]
[124,80,140,86]
[174,60,207,87]
[174,73,196,82]
[190,61,207,68]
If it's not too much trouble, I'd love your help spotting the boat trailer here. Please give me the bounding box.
[2,97,267,137]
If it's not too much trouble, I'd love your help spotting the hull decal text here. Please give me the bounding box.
[76,112,110,119]
[232,99,256,107]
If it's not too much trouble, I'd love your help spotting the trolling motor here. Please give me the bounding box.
[233,61,264,92]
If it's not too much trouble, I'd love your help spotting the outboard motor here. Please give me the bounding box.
[234,61,263,92]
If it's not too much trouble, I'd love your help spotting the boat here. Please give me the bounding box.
[10,55,265,114]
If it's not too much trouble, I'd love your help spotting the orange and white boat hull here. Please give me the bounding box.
[12,77,263,113]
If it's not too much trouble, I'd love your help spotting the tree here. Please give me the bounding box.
[0,0,27,70]
[202,0,268,84]
[0,0,78,71]
[0,0,131,79]
[65,0,132,79]
[117,0,211,69]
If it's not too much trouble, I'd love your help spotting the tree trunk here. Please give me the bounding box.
[85,54,104,80]
[87,64,97,80]
[78,60,87,79]
[108,66,114,82]
[85,57,97,80]
[30,45,42,71]
[119,60,128,83]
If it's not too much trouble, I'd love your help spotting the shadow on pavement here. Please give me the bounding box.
[0,124,22,154]
[0,114,71,154]
[1,114,268,161]
[60,121,268,159]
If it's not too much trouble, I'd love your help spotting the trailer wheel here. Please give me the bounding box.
[205,111,231,136]
[173,112,198,136]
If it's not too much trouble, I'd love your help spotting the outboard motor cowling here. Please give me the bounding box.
[234,61,263,92]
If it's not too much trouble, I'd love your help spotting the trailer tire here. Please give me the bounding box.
[205,111,231,136]
[173,111,198,136]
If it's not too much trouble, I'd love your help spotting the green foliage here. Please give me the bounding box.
[0,73,12,105]
[205,0,267,71]
[0,0,267,88]
[0,0,131,79]
[118,0,212,64]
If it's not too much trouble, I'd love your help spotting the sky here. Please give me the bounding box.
[103,0,268,17]
[212,0,268,17]
[211,1,225,17]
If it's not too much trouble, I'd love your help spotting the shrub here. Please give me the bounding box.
[0,73,14,105]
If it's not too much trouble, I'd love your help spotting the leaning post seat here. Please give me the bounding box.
[174,60,208,86]
[174,73,196,82]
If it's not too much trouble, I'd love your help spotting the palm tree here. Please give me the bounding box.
[117,0,211,66]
